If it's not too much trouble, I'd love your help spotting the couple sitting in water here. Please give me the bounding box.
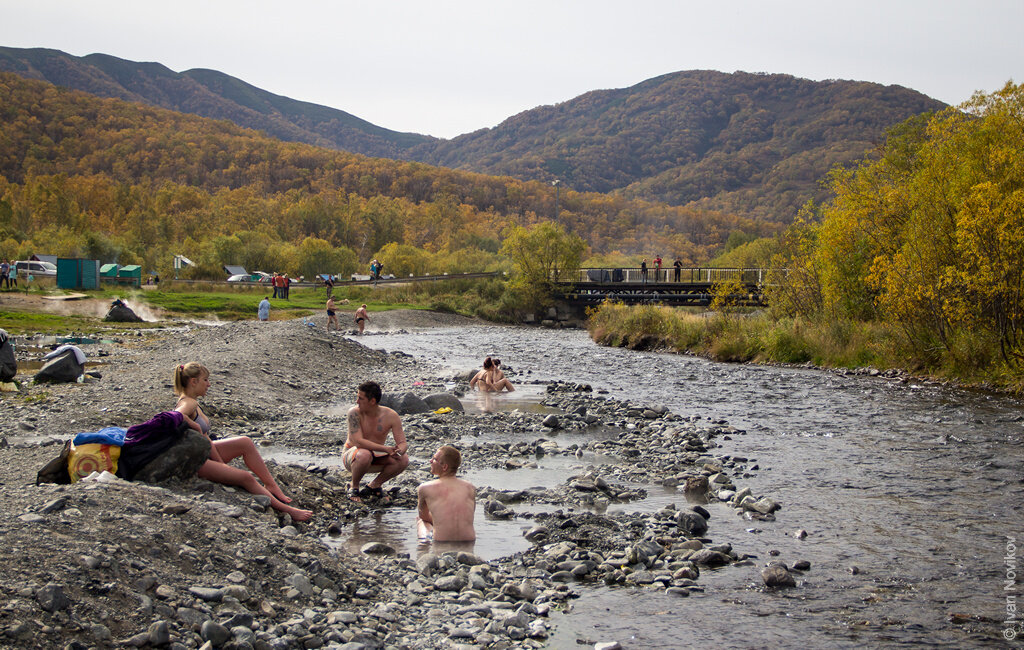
[469,356,514,392]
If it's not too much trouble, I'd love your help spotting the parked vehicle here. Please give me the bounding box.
[14,260,57,277]
[227,271,272,283]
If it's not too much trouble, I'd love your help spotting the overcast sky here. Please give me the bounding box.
[2,1,1021,139]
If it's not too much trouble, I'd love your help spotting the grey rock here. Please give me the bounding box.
[34,349,84,383]
[18,513,46,523]
[91,623,112,641]
[423,392,464,412]
[762,564,797,587]
[690,549,732,566]
[524,526,549,542]
[595,642,623,650]
[202,620,231,645]
[36,583,70,612]
[286,574,313,595]
[148,620,171,645]
[434,574,467,592]
[456,551,485,566]
[381,391,430,415]
[188,586,225,602]
[360,542,396,556]
[416,553,440,576]
[626,570,656,584]
[751,497,781,514]
[133,431,211,483]
[541,414,561,429]
[676,511,709,536]
[40,497,68,514]
[176,607,211,629]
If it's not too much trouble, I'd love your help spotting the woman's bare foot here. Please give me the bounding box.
[267,485,292,503]
[283,504,313,522]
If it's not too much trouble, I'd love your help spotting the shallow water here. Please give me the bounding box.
[355,325,1024,647]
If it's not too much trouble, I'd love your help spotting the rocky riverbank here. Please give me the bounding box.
[0,313,796,649]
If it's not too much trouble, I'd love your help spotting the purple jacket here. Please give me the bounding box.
[124,411,184,446]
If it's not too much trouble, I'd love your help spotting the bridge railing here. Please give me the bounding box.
[555,268,771,284]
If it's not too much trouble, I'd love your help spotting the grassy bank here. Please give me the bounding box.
[0,276,520,334]
[586,302,1024,391]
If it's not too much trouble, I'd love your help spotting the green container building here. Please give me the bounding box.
[56,258,100,290]
[116,265,142,288]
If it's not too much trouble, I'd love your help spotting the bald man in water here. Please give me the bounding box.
[417,445,476,542]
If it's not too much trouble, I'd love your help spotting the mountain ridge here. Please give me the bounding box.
[0,46,947,221]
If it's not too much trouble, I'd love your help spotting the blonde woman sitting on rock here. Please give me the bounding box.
[174,362,312,522]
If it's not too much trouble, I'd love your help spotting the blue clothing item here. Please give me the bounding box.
[73,426,127,446]
[258,298,270,321]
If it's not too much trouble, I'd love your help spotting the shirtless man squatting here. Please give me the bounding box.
[343,380,408,501]
[417,445,476,542]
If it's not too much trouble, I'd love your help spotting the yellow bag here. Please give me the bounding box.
[433,407,453,414]
[68,443,120,482]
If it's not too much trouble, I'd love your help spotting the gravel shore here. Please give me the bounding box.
[0,313,785,649]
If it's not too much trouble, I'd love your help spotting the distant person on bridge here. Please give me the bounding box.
[674,257,682,282]
[654,255,662,281]
[354,304,369,334]
[640,258,648,284]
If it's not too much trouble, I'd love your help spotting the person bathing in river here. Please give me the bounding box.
[343,380,409,501]
[354,304,369,335]
[326,296,339,331]
[417,445,476,542]
[174,362,312,521]
[469,356,514,392]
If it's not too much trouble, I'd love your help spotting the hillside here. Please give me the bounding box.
[0,46,435,159]
[0,47,946,222]
[0,72,773,276]
[414,70,947,221]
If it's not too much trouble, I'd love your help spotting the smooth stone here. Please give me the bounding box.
[762,564,797,587]
[360,542,396,555]
[201,621,231,645]
[188,587,225,602]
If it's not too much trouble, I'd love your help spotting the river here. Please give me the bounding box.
[353,324,1023,648]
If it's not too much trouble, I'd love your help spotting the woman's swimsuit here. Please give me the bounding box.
[178,397,211,435]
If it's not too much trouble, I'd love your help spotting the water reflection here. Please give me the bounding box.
[322,506,535,561]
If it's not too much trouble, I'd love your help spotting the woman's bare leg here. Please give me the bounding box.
[212,437,293,503]
[199,460,312,521]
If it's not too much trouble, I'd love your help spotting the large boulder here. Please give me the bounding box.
[0,329,15,382]
[133,431,211,483]
[380,392,430,415]
[35,349,84,384]
[104,303,143,322]
[423,392,464,412]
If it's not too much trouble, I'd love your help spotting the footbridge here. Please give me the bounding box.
[552,267,775,308]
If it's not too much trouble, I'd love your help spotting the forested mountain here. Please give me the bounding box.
[0,46,434,159]
[0,72,772,277]
[417,71,947,221]
[0,47,946,223]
